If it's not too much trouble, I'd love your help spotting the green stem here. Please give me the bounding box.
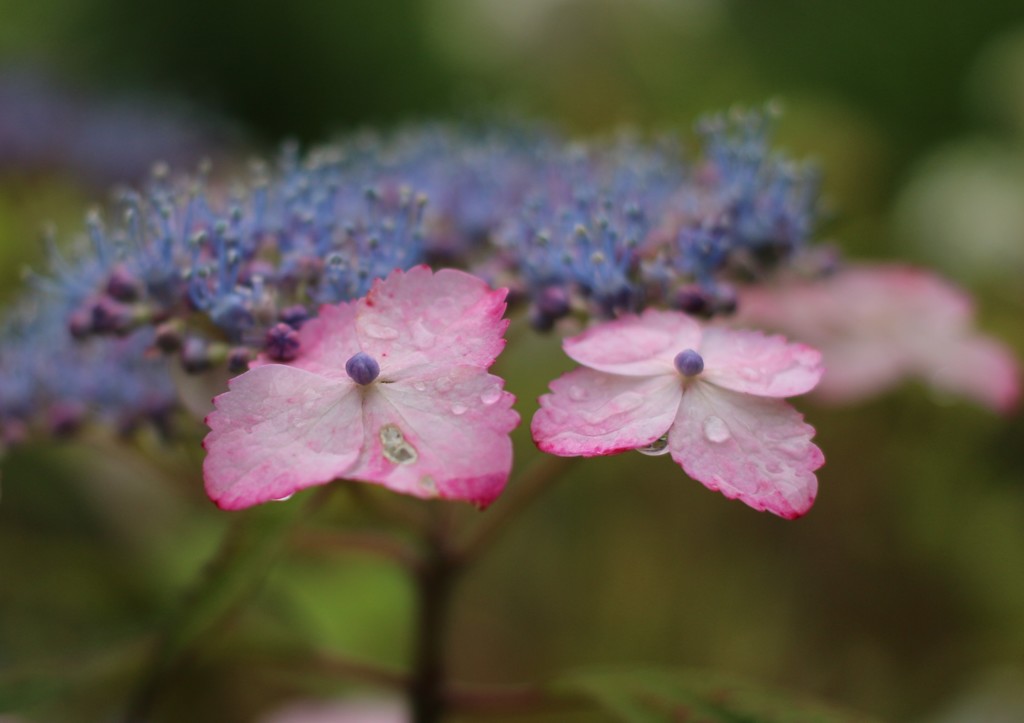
[121,492,322,722]
[409,507,459,723]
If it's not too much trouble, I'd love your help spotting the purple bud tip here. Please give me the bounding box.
[674,349,704,377]
[106,265,141,302]
[279,304,310,329]
[537,285,571,319]
[345,352,381,385]
[227,347,253,374]
[265,323,300,362]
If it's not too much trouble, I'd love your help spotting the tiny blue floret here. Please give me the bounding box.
[345,351,381,385]
[674,349,704,377]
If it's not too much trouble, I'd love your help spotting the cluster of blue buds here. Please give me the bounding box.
[0,107,826,447]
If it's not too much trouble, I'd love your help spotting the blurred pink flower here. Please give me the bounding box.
[203,266,519,510]
[260,698,407,723]
[531,310,824,519]
[735,265,1020,412]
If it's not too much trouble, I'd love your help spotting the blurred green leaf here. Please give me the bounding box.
[557,668,877,723]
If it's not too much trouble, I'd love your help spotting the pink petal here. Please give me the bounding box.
[355,266,509,376]
[668,383,823,519]
[563,309,702,376]
[203,365,363,510]
[532,367,682,456]
[260,301,360,381]
[928,334,1021,414]
[699,327,823,398]
[343,366,519,507]
[737,264,1020,411]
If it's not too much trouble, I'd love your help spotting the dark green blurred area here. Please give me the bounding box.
[3,1,1024,721]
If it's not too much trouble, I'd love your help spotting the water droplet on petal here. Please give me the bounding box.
[739,367,761,381]
[413,380,427,392]
[616,392,644,412]
[450,402,467,415]
[637,435,670,456]
[411,320,434,349]
[435,376,455,393]
[480,386,502,405]
[568,385,587,401]
[418,475,438,497]
[702,415,731,443]
[272,493,294,502]
[363,322,399,340]
[774,441,807,460]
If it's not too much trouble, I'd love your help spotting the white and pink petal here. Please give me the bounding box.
[355,266,509,375]
[344,365,519,507]
[203,365,364,510]
[699,327,823,398]
[668,383,823,519]
[563,309,702,376]
[532,368,682,456]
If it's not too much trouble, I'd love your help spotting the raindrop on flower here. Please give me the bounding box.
[636,435,670,456]
[702,415,731,443]
[363,323,399,340]
[480,386,502,405]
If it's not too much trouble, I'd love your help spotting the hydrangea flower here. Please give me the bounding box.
[531,310,825,518]
[735,265,1021,412]
[203,266,519,509]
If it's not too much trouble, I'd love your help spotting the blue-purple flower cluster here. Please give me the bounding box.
[0,67,234,186]
[0,108,824,447]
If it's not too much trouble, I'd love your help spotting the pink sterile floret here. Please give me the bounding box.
[203,266,519,510]
[735,264,1020,413]
[531,310,825,519]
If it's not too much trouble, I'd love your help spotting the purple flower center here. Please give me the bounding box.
[674,348,704,377]
[345,351,381,385]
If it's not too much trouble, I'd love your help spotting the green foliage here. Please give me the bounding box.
[558,668,878,723]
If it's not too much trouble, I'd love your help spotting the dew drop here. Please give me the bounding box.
[413,380,427,392]
[616,392,644,412]
[418,475,438,497]
[739,367,761,381]
[637,435,670,456]
[411,321,435,349]
[480,386,502,405]
[363,322,399,340]
[271,493,294,502]
[702,415,731,443]
[568,385,587,401]
[450,402,468,416]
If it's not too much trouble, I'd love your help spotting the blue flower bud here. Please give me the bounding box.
[674,349,704,377]
[345,351,380,385]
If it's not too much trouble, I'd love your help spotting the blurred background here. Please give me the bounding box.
[2,0,1024,720]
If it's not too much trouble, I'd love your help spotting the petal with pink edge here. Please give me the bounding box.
[203,365,363,510]
[564,309,702,376]
[356,267,509,375]
[344,366,519,507]
[699,328,823,398]
[668,383,823,519]
[532,367,682,456]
